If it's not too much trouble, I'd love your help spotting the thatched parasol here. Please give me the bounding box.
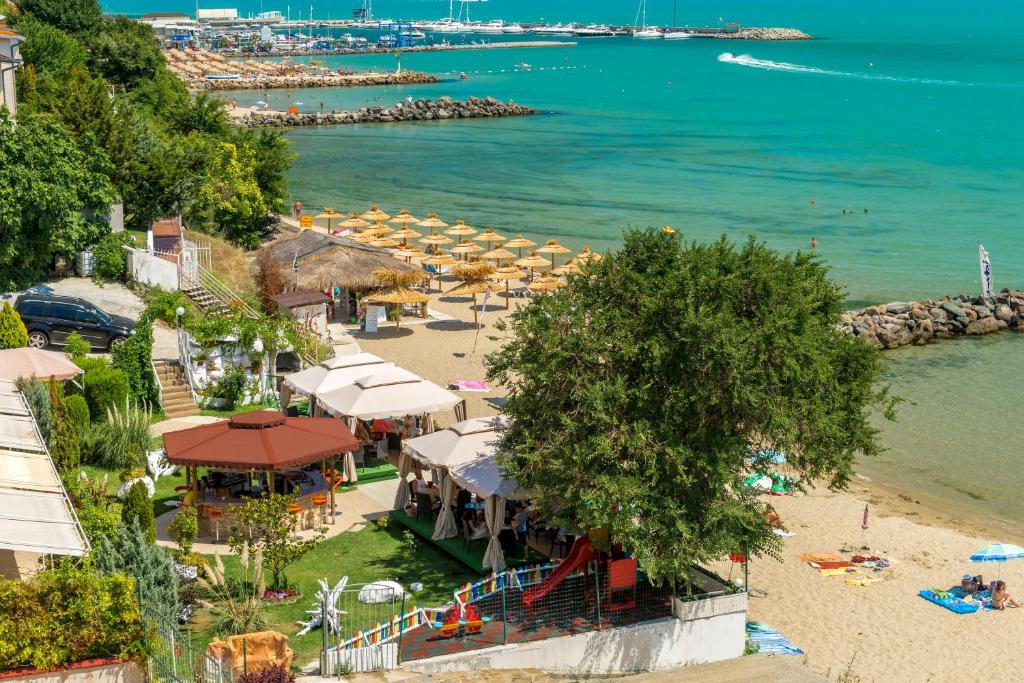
[449,239,484,260]
[490,265,527,309]
[390,227,423,245]
[389,209,420,225]
[444,219,477,237]
[448,261,497,325]
[314,208,344,231]
[575,245,602,264]
[393,246,427,262]
[552,260,582,277]
[360,204,391,222]
[527,275,566,293]
[537,239,572,268]
[365,268,430,329]
[515,251,553,281]
[481,247,516,262]
[346,232,374,243]
[473,227,507,244]
[339,214,371,231]
[419,231,453,248]
[422,254,457,292]
[417,212,448,229]
[503,234,537,259]
[370,237,400,248]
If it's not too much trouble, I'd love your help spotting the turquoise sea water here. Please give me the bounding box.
[108,1,1024,520]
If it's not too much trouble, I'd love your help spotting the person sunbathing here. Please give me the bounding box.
[961,574,985,595]
[990,581,1021,610]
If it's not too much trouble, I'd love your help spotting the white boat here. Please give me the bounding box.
[663,30,692,40]
[574,24,615,37]
[633,28,662,38]
[632,0,662,38]
[532,23,576,35]
[502,23,526,33]
[470,21,506,34]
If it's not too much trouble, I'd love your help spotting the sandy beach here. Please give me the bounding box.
[351,286,1024,683]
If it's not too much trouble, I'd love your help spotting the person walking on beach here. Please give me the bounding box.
[293,199,303,219]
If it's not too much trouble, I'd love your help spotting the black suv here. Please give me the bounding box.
[14,295,136,351]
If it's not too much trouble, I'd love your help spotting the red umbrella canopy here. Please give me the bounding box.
[163,410,359,471]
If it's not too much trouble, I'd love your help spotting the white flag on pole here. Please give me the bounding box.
[979,243,994,299]
[472,288,493,355]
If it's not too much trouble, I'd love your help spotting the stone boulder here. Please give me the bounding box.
[966,317,999,335]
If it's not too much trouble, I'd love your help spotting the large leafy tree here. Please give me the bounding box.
[191,142,273,249]
[86,16,164,90]
[0,112,115,288]
[486,229,897,582]
[228,494,324,589]
[15,0,103,34]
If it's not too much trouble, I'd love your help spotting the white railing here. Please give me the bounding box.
[151,358,164,408]
[177,324,202,405]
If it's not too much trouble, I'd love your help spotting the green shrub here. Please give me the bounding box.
[74,355,109,374]
[0,564,148,671]
[92,399,150,470]
[142,288,194,325]
[15,377,51,445]
[91,232,133,281]
[64,394,91,439]
[111,314,159,409]
[205,366,249,410]
[121,481,154,543]
[0,301,28,349]
[64,331,92,360]
[96,519,179,625]
[48,380,80,473]
[83,365,130,420]
[168,506,198,557]
[65,471,120,547]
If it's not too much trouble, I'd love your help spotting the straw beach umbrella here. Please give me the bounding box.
[551,260,582,277]
[445,219,477,237]
[515,251,553,281]
[575,245,602,264]
[365,268,430,329]
[503,234,536,259]
[314,209,344,231]
[389,209,421,226]
[481,247,516,263]
[419,231,453,253]
[490,265,527,309]
[527,275,566,293]
[448,261,496,325]
[474,227,507,244]
[360,204,391,222]
[417,212,448,230]
[422,254,457,292]
[390,227,423,245]
[537,239,572,268]
[364,224,393,237]
[370,237,400,248]
[450,239,484,260]
[339,214,371,232]
[394,246,427,262]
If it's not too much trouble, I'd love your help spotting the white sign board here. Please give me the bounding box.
[365,306,385,333]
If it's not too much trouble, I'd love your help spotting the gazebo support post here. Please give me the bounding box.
[191,466,199,498]
[269,470,275,496]
[330,455,338,521]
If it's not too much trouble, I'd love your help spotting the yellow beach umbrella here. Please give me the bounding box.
[449,239,484,260]
[417,212,448,229]
[444,219,477,237]
[490,266,527,309]
[515,251,553,281]
[389,209,421,225]
[390,227,423,245]
[481,247,516,262]
[347,232,374,243]
[370,237,400,248]
[364,224,393,237]
[552,260,582,277]
[503,234,537,259]
[360,204,391,222]
[315,208,344,231]
[473,227,507,244]
[366,268,430,330]
[575,245,602,264]
[394,246,427,262]
[422,254,457,292]
[448,261,497,326]
[536,239,572,268]
[419,231,453,248]
[339,214,371,231]
[527,275,566,293]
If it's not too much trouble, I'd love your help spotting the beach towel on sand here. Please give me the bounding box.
[448,380,489,392]
[809,561,851,570]
[918,589,980,614]
[799,552,844,564]
[820,567,863,577]
[746,622,804,655]
[845,576,883,587]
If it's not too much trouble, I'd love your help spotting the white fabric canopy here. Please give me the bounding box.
[0,447,62,493]
[483,495,506,571]
[282,353,393,399]
[0,414,45,451]
[401,415,506,469]
[393,451,413,510]
[0,348,83,381]
[448,452,527,501]
[432,470,458,540]
[0,489,88,555]
[316,367,461,421]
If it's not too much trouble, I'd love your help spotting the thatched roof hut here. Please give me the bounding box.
[261,230,423,292]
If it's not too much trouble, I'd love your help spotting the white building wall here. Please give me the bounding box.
[0,29,25,118]
[127,248,179,291]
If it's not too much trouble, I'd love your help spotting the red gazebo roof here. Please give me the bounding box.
[163,410,359,471]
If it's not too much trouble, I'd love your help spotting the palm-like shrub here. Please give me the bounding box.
[92,398,151,469]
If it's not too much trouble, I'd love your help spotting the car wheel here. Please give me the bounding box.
[27,331,48,349]
[108,335,128,350]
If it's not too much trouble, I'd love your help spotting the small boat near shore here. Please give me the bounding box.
[663,31,693,40]
[574,24,616,37]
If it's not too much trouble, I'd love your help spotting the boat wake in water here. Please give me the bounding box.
[717,52,965,86]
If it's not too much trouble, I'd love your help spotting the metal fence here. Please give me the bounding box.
[320,562,683,675]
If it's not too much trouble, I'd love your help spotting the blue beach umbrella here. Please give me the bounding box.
[970,543,1024,580]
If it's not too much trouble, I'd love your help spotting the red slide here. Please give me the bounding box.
[522,537,597,609]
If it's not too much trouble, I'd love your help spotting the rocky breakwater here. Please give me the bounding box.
[842,289,1024,350]
[724,28,812,40]
[238,96,537,128]
[196,71,438,91]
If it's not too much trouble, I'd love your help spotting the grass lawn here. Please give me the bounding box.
[190,522,479,667]
[80,464,186,520]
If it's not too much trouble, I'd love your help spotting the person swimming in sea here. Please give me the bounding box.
[811,237,818,249]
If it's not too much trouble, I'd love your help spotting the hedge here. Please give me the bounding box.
[83,366,130,421]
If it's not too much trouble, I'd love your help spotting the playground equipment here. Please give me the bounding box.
[521,537,598,609]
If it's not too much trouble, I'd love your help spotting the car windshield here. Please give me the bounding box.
[92,306,112,324]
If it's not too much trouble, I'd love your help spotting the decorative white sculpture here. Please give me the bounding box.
[295,576,349,637]
[146,449,178,481]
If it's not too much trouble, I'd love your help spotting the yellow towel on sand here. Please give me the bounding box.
[820,567,862,577]
[844,576,883,587]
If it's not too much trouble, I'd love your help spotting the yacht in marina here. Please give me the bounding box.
[574,24,616,37]
[662,30,692,39]
[532,23,577,36]
[632,0,662,38]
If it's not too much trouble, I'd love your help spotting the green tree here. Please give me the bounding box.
[48,379,80,474]
[167,506,199,557]
[485,230,897,583]
[111,313,159,408]
[228,494,325,589]
[191,142,272,249]
[96,519,180,624]
[14,16,89,79]
[121,481,155,543]
[64,331,91,360]
[16,0,103,34]
[0,112,115,289]
[86,16,164,90]
[63,394,91,439]
[0,302,28,349]
[231,127,294,217]
[65,471,120,547]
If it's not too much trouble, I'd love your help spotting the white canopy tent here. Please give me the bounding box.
[316,367,462,421]
[279,353,393,409]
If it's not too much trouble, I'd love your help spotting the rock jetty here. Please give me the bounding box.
[237,97,537,128]
[842,289,1024,349]
[195,71,439,91]
[723,28,811,40]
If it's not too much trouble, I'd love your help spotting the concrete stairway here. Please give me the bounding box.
[181,283,228,314]
[153,360,200,418]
